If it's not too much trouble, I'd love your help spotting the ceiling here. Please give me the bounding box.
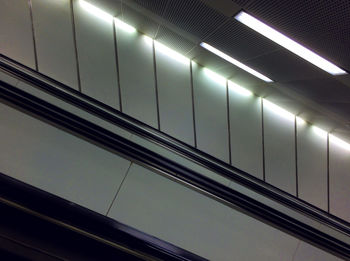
[92,0,350,140]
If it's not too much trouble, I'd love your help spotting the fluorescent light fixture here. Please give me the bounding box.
[79,0,113,23]
[228,80,252,96]
[235,11,347,76]
[200,42,273,82]
[330,134,350,151]
[115,18,136,33]
[296,116,305,125]
[203,68,226,85]
[263,99,295,122]
[155,41,189,65]
[313,126,328,139]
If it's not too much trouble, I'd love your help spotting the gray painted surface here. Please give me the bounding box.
[0,102,131,214]
[229,87,263,179]
[297,123,328,210]
[329,137,350,223]
[108,163,302,261]
[292,242,343,261]
[117,30,158,128]
[155,43,194,145]
[73,0,119,108]
[32,0,79,89]
[263,100,296,195]
[192,63,229,163]
[0,0,36,69]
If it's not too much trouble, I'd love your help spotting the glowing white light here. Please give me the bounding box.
[263,99,295,122]
[330,134,350,151]
[115,18,136,33]
[203,68,226,85]
[155,41,189,65]
[228,80,252,96]
[296,116,305,125]
[143,35,153,46]
[79,0,113,23]
[313,126,328,139]
[235,12,347,76]
[200,42,273,82]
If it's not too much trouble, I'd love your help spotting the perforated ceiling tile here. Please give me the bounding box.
[121,4,159,37]
[205,19,281,62]
[155,25,196,54]
[283,78,350,103]
[244,49,330,82]
[125,0,169,16]
[163,0,228,39]
[244,0,350,71]
[231,0,251,7]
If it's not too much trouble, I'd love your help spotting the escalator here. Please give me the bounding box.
[0,55,349,260]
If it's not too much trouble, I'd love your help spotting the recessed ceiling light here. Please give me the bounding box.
[235,11,347,76]
[200,42,273,82]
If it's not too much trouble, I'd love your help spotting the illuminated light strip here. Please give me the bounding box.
[154,41,190,65]
[203,67,226,85]
[200,43,273,82]
[228,80,252,96]
[80,1,350,149]
[235,11,347,76]
[79,0,113,22]
[263,99,295,122]
[296,116,305,125]
[115,18,136,33]
[313,126,328,139]
[330,134,350,151]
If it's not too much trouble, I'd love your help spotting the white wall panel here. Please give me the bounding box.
[0,0,36,69]
[0,102,131,215]
[117,31,158,127]
[108,163,301,261]
[155,43,194,145]
[263,100,296,195]
[297,123,327,210]
[329,136,350,222]
[192,63,229,162]
[73,0,119,108]
[229,90,263,179]
[32,0,79,89]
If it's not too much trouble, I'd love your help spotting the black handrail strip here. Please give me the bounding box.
[0,80,349,260]
[0,173,206,261]
[0,54,349,236]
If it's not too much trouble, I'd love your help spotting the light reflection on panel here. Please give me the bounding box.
[74,0,119,108]
[329,135,350,222]
[155,43,194,145]
[31,0,79,89]
[229,95,263,179]
[297,122,327,210]
[117,27,158,128]
[192,63,229,162]
[263,99,296,195]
